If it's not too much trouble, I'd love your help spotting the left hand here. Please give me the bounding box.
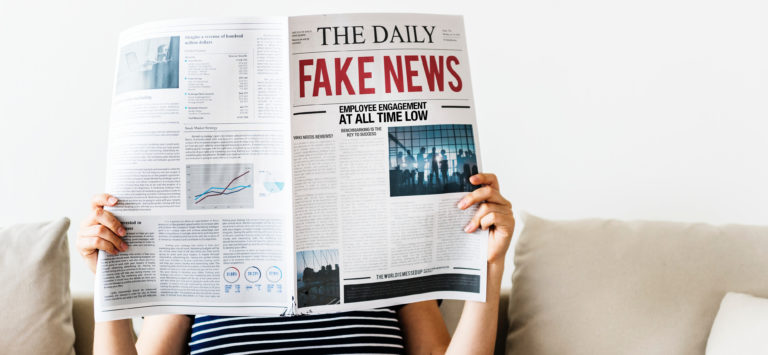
[457,173,515,265]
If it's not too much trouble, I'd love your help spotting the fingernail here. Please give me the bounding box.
[118,227,126,236]
[108,197,118,205]
[121,242,128,251]
[464,223,473,233]
[457,199,467,209]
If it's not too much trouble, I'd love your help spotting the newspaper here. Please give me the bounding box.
[96,13,486,322]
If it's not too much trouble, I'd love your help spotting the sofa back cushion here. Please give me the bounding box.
[0,218,75,355]
[507,213,768,355]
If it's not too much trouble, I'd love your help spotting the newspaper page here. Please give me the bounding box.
[95,18,295,321]
[288,14,487,314]
[95,14,486,321]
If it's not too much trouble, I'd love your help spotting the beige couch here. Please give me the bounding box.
[504,214,768,355]
[8,214,768,354]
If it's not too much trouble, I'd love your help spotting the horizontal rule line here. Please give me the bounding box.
[452,267,481,271]
[441,105,471,109]
[293,110,327,116]
[292,48,463,55]
[293,98,470,108]
[344,276,372,281]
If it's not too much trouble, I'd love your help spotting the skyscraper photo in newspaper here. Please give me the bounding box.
[296,249,341,308]
[389,124,479,197]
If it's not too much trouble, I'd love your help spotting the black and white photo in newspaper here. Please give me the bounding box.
[288,13,487,314]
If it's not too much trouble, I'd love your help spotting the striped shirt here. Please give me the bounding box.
[188,309,405,354]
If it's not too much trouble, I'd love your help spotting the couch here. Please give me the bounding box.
[4,213,768,354]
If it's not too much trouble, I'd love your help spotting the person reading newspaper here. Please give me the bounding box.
[77,173,514,354]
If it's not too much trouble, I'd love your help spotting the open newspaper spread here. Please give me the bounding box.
[96,13,486,321]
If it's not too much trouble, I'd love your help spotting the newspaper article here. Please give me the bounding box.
[288,14,486,314]
[96,17,295,321]
[95,14,486,322]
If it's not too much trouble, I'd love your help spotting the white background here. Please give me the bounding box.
[1,0,767,294]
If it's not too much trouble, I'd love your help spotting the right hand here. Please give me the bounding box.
[76,193,128,274]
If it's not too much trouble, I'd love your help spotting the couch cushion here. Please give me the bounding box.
[0,218,75,355]
[507,213,768,355]
[706,292,768,354]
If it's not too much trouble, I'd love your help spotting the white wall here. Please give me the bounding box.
[1,0,767,295]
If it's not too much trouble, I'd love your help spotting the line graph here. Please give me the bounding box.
[195,185,251,200]
[186,164,254,210]
[194,184,251,200]
[194,170,251,204]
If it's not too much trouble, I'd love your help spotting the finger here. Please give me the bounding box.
[480,212,499,231]
[77,235,119,256]
[457,185,511,210]
[80,224,127,252]
[92,208,126,237]
[91,193,118,209]
[469,173,500,190]
[465,203,511,233]
[75,235,97,256]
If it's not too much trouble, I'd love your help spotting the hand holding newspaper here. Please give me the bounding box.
[96,13,486,321]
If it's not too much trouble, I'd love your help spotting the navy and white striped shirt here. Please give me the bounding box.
[188,308,405,354]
